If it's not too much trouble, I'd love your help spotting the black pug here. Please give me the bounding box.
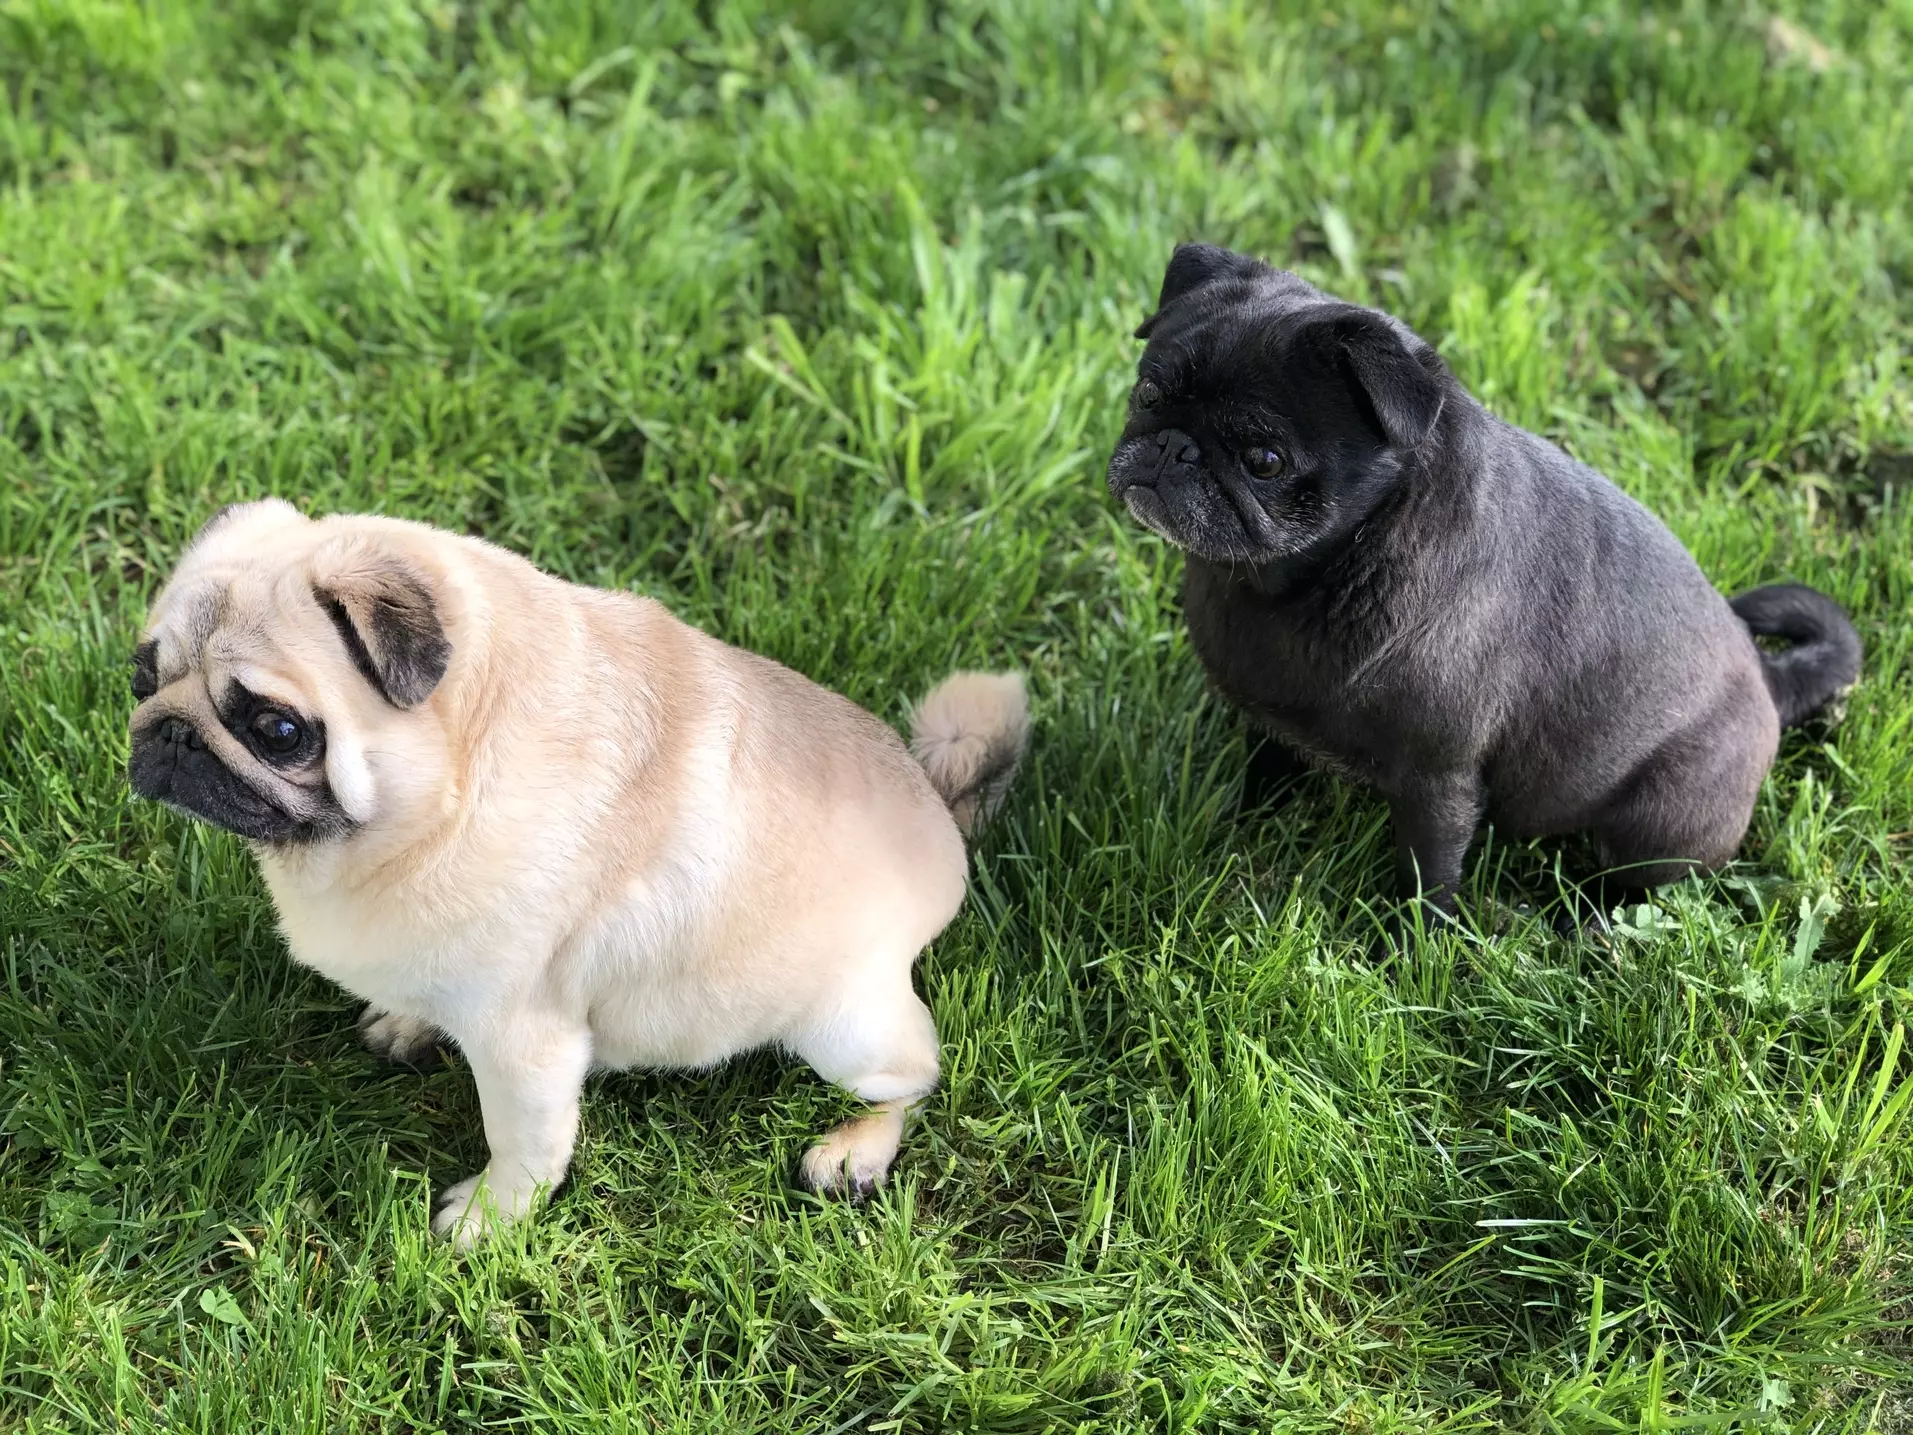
[1105,243,1863,927]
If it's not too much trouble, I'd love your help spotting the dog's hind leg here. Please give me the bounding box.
[1580,718,1772,921]
[788,965,940,1198]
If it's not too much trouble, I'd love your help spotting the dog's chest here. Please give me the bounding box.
[1184,572,1384,777]
[260,865,515,1019]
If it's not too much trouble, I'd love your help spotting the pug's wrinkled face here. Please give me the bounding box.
[128,499,453,845]
[1105,244,1449,568]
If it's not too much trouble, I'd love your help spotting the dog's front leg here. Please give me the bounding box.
[1386,771,1483,923]
[433,1009,593,1248]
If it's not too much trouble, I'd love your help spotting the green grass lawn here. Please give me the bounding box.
[3,1,1912,1429]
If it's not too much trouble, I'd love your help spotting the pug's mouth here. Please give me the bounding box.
[1119,484,1182,544]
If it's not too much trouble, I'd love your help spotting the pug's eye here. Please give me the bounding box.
[252,710,305,756]
[1134,379,1161,409]
[1244,447,1284,480]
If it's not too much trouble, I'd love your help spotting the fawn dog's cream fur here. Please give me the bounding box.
[128,501,1028,1245]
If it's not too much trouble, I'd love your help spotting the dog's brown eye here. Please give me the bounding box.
[1135,379,1161,409]
[1244,447,1284,479]
[252,710,304,756]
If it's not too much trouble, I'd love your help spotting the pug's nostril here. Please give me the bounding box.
[158,716,203,750]
[1150,429,1201,468]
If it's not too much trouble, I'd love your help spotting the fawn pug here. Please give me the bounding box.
[129,500,1028,1244]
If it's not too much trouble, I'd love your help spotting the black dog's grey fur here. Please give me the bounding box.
[1106,244,1863,919]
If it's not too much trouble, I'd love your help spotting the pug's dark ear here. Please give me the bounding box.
[1311,310,1447,449]
[313,557,450,709]
[1134,243,1267,339]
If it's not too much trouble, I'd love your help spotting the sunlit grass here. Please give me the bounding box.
[2,2,1910,1429]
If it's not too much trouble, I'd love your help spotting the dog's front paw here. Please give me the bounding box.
[432,1169,538,1248]
[357,1005,448,1069]
[1550,897,1615,943]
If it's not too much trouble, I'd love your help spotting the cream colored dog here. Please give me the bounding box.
[128,501,1028,1245]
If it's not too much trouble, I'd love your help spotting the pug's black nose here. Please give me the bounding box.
[1153,428,1201,470]
[159,716,204,751]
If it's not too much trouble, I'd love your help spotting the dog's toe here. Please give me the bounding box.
[357,1006,447,1068]
[1548,888,1617,944]
[432,1174,488,1248]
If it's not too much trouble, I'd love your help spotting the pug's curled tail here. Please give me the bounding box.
[910,672,1030,837]
[1730,583,1863,729]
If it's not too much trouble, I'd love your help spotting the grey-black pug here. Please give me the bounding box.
[1105,243,1863,925]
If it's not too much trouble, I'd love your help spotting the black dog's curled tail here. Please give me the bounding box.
[1730,583,1863,729]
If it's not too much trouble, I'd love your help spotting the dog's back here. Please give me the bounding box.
[1438,420,1778,841]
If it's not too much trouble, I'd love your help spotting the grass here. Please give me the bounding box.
[3,0,1912,1428]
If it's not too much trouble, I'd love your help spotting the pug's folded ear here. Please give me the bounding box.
[312,546,451,709]
[1308,309,1447,450]
[1135,243,1268,339]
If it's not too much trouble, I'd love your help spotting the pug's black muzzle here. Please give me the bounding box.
[1106,428,1202,498]
[129,714,298,842]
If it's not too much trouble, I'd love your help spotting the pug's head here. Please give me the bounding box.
[128,500,457,845]
[1105,244,1450,567]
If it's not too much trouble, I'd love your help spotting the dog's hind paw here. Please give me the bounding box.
[799,1102,911,1200]
[356,1005,449,1069]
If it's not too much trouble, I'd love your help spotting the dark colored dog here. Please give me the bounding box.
[1105,244,1862,923]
